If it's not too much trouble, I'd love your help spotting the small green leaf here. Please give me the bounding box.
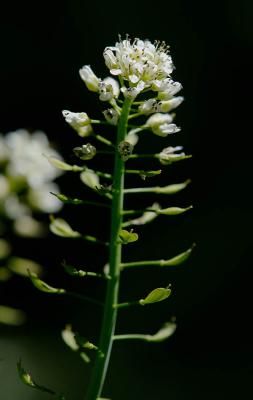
[140,287,171,306]
[28,271,65,294]
[139,169,161,180]
[50,217,81,238]
[17,359,57,395]
[146,321,177,342]
[45,155,82,171]
[62,261,87,277]
[119,229,139,244]
[123,202,160,227]
[157,205,193,215]
[17,359,36,388]
[161,245,195,266]
[155,180,191,194]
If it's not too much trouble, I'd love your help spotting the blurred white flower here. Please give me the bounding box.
[27,183,62,213]
[5,129,62,187]
[0,129,63,235]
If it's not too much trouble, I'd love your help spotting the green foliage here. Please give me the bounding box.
[139,287,172,305]
[17,359,64,397]
[28,271,65,294]
[50,217,81,238]
[118,229,139,244]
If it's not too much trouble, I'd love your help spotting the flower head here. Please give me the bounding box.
[104,37,174,88]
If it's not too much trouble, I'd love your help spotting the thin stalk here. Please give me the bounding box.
[65,292,103,306]
[122,208,157,215]
[121,259,171,268]
[113,301,140,309]
[113,334,149,341]
[81,235,109,246]
[85,98,132,400]
[124,187,160,194]
[93,134,114,148]
[129,153,159,159]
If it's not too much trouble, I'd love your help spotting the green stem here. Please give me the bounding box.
[93,134,114,148]
[65,292,103,306]
[113,334,149,341]
[85,98,132,400]
[129,153,159,159]
[113,300,140,309]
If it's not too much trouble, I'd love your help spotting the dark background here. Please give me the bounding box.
[1,0,253,399]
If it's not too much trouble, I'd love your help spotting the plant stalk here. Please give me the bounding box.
[85,98,132,400]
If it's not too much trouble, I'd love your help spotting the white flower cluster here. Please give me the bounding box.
[63,36,183,139]
[0,129,63,236]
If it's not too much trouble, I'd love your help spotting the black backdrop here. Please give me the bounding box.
[1,1,253,399]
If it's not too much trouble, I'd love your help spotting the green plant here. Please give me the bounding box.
[18,36,193,400]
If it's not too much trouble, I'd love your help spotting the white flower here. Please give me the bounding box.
[5,129,62,188]
[62,110,92,137]
[103,37,174,88]
[125,129,139,146]
[3,194,30,219]
[0,134,9,163]
[121,81,145,99]
[0,175,10,199]
[79,65,100,92]
[27,183,62,213]
[158,96,184,112]
[139,96,184,115]
[138,99,158,114]
[103,108,119,125]
[98,77,119,101]
[146,113,180,137]
[14,216,45,237]
[152,78,182,96]
[158,146,185,165]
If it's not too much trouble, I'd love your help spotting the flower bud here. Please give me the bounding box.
[73,143,96,160]
[158,146,186,165]
[118,141,134,161]
[99,77,120,101]
[121,81,145,99]
[80,169,100,189]
[158,96,184,112]
[103,48,122,75]
[146,113,180,137]
[62,110,92,137]
[79,65,100,92]
[103,108,119,125]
